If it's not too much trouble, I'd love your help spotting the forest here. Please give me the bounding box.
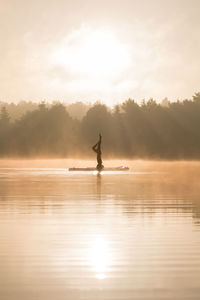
[0,93,200,159]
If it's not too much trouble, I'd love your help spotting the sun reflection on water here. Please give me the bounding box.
[90,236,111,280]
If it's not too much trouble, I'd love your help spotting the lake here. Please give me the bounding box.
[0,160,200,300]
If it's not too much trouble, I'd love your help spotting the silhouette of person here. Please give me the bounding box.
[92,134,104,171]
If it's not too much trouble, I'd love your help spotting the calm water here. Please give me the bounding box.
[0,161,200,300]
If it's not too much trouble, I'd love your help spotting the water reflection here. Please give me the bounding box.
[96,173,102,200]
[0,163,200,300]
[90,235,111,280]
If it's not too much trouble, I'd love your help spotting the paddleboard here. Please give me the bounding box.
[68,166,129,171]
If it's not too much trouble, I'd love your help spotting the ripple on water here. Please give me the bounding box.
[0,165,200,300]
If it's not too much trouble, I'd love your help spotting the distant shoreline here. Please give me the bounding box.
[0,158,200,170]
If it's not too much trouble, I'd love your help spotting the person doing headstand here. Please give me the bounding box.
[92,134,104,171]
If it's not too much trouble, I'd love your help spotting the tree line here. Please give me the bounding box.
[0,93,200,159]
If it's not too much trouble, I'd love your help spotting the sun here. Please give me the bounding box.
[52,27,130,80]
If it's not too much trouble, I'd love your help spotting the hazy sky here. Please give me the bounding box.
[0,0,199,105]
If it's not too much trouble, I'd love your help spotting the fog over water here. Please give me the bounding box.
[0,160,200,300]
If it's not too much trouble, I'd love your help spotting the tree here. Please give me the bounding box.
[0,106,10,127]
[82,103,113,155]
[0,106,11,155]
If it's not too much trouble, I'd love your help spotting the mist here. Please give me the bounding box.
[0,93,200,159]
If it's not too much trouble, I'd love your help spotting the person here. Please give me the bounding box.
[92,134,104,171]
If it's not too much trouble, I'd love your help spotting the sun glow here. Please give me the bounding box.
[90,236,111,279]
[52,27,130,80]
